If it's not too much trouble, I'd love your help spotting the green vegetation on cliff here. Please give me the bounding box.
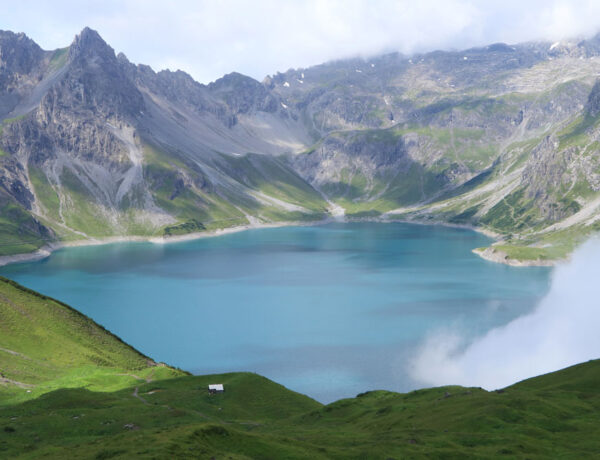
[0,201,50,257]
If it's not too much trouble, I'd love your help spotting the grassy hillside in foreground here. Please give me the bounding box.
[1,277,600,458]
[0,277,183,405]
[1,361,600,459]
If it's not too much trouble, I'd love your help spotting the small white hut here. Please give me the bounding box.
[208,384,224,394]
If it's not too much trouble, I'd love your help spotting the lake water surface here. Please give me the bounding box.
[0,222,551,402]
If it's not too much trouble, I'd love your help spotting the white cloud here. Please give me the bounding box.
[3,0,600,83]
[409,238,600,390]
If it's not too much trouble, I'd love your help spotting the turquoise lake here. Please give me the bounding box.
[0,222,551,403]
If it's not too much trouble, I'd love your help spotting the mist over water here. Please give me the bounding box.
[0,223,551,402]
[410,239,600,390]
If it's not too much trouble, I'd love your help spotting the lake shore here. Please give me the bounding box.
[377,216,561,267]
[0,219,328,267]
[0,215,557,268]
[472,246,558,267]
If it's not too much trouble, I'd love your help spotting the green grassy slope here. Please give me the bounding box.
[2,359,600,458]
[0,195,52,257]
[0,277,183,405]
[0,277,599,458]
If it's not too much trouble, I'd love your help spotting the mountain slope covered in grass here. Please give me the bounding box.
[2,358,600,458]
[0,278,599,458]
[0,277,183,406]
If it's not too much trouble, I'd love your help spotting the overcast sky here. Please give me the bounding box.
[3,0,600,83]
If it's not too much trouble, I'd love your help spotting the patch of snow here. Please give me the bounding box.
[550,41,560,50]
[297,79,303,84]
[463,56,468,60]
[301,72,304,78]
[371,63,375,67]
[281,102,288,109]
[355,69,362,73]
[283,81,290,87]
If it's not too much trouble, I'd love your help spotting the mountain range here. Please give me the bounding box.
[3,27,600,262]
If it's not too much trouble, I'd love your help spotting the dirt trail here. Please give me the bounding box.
[0,346,31,360]
[0,376,35,389]
[132,386,150,405]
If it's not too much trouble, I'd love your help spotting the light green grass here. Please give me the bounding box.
[48,47,69,72]
[0,201,49,256]
[1,114,26,125]
[58,169,115,237]
[1,356,599,458]
[0,277,183,405]
[28,166,61,219]
[1,276,600,458]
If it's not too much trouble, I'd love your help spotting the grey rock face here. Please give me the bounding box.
[0,156,34,209]
[133,66,232,125]
[3,28,139,170]
[521,136,571,221]
[209,72,279,115]
[0,30,44,77]
[0,30,47,118]
[2,26,600,250]
[585,79,600,117]
[65,27,144,119]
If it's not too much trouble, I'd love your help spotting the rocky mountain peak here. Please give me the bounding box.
[68,27,115,64]
[485,43,516,53]
[51,27,145,119]
[116,52,129,63]
[148,68,211,102]
[209,72,260,89]
[0,30,44,74]
[208,72,278,114]
[156,68,199,86]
